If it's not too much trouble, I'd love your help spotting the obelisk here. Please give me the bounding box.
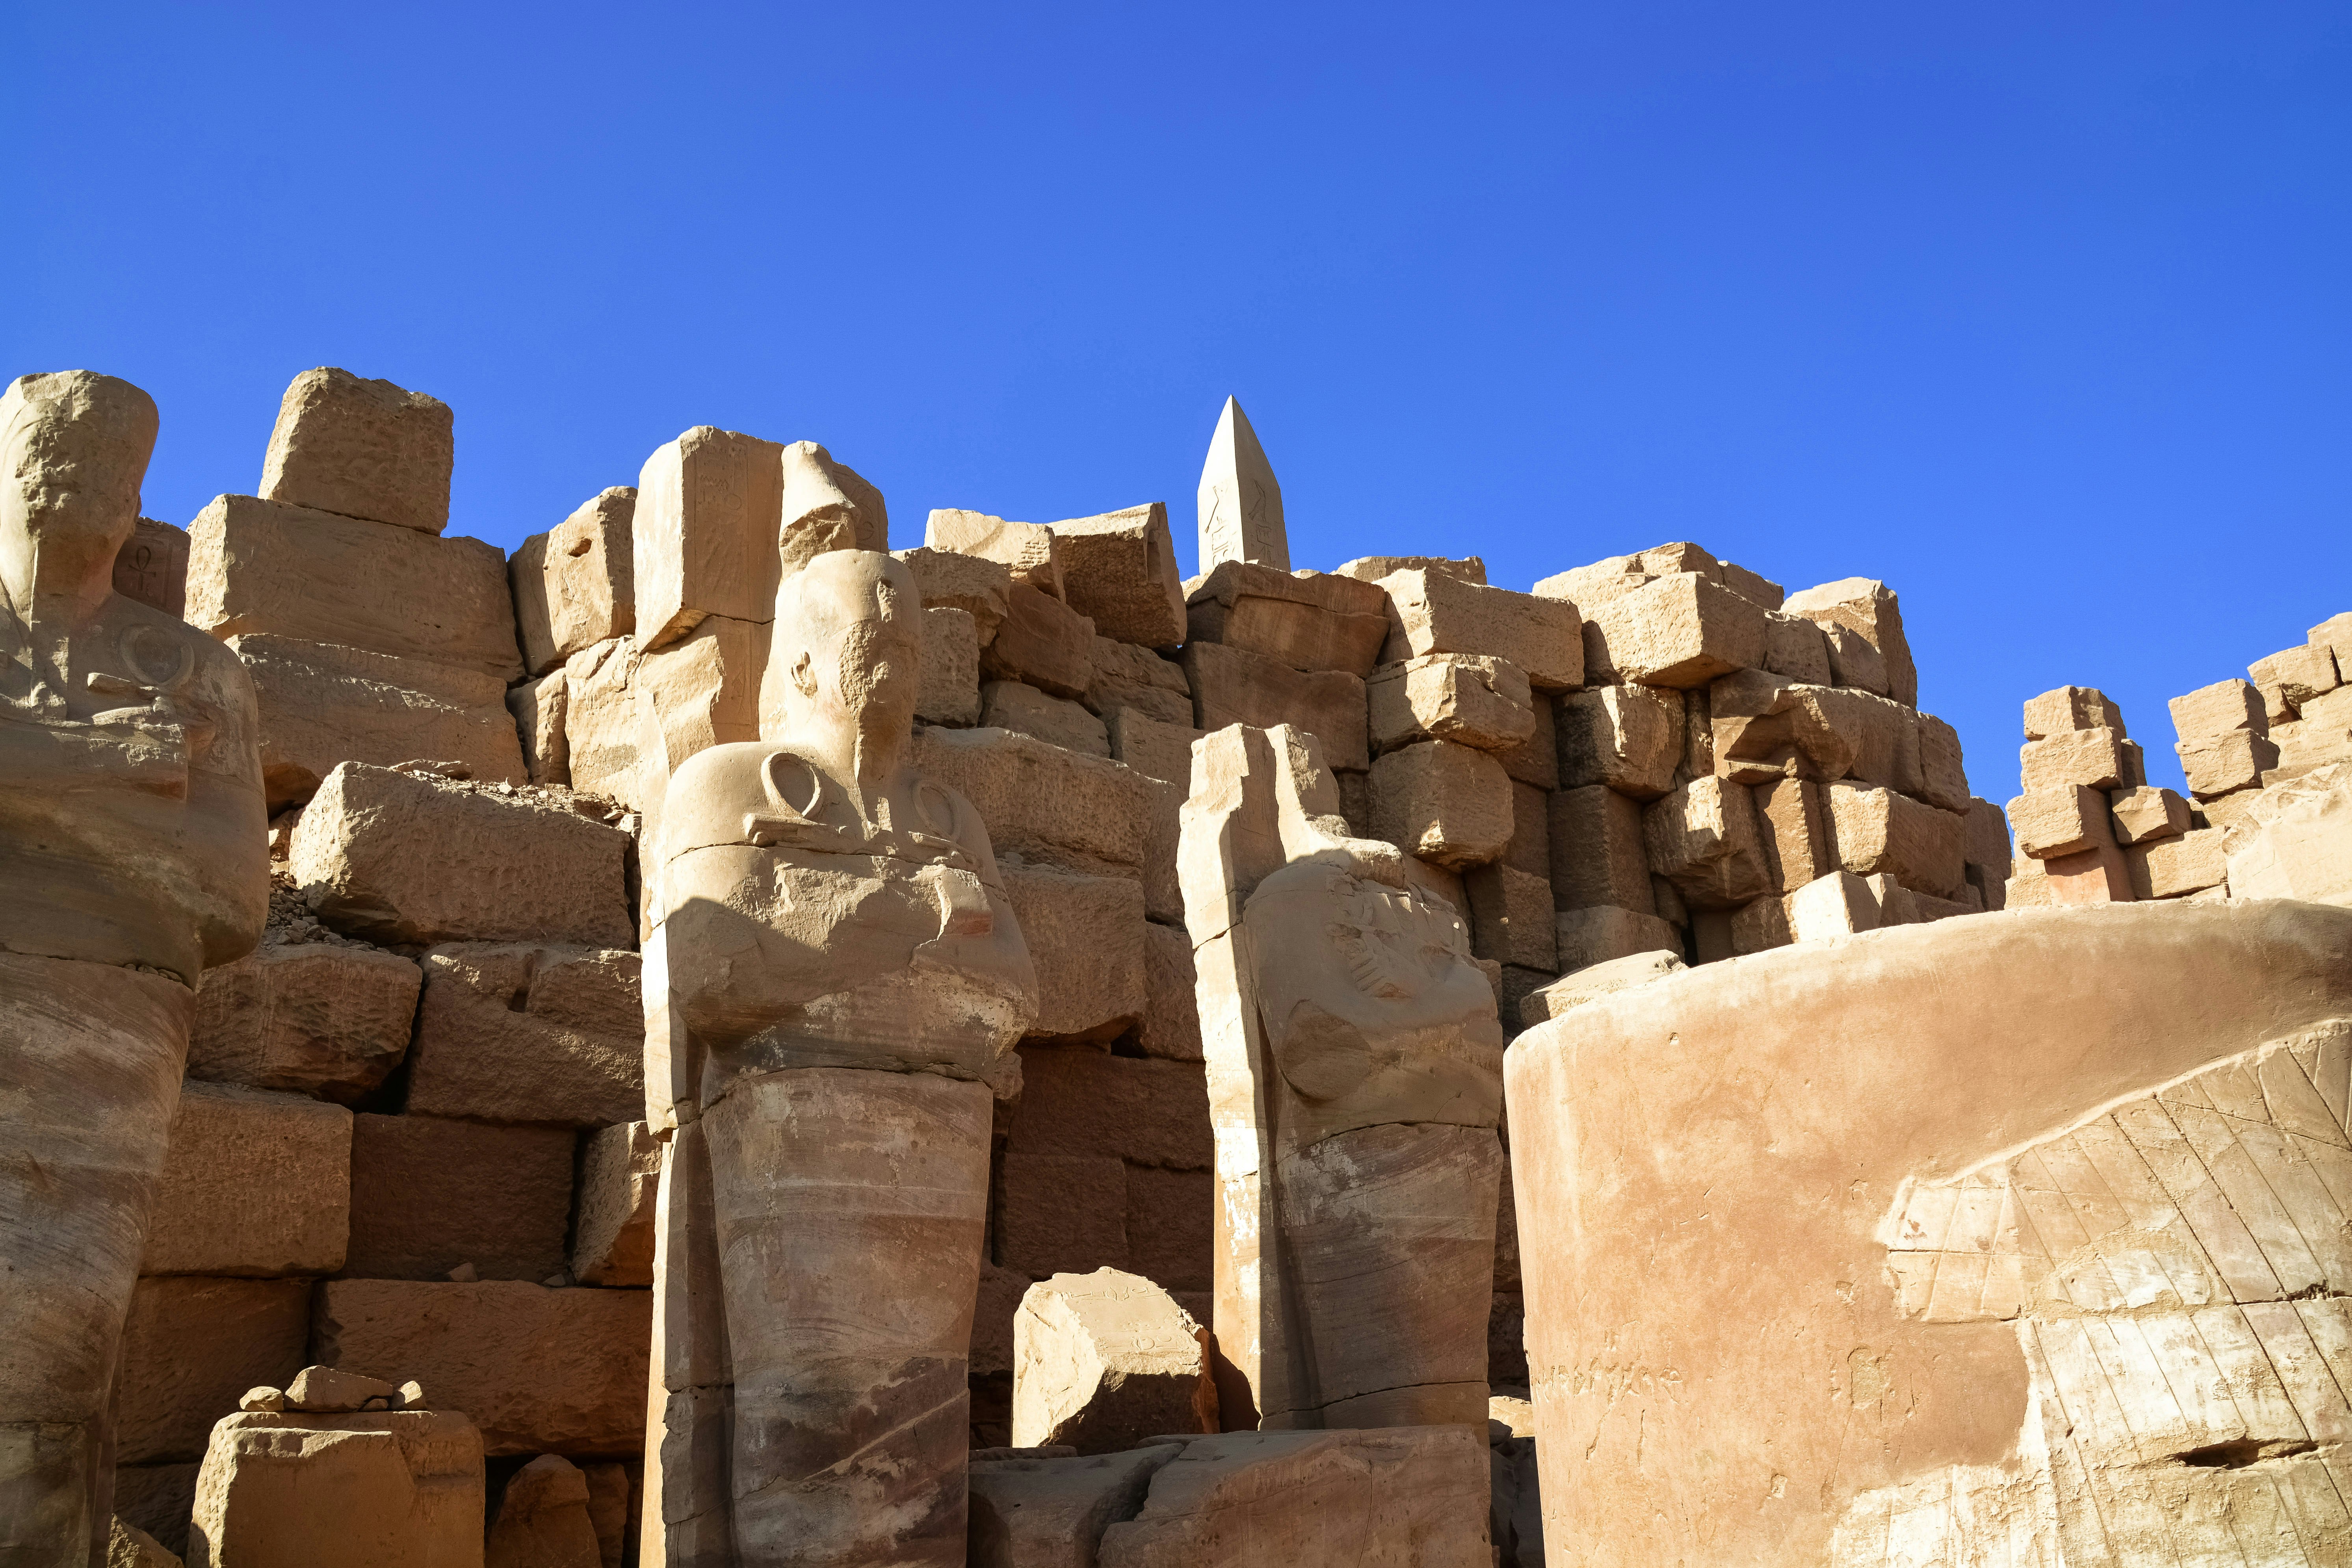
[1196,396,1289,573]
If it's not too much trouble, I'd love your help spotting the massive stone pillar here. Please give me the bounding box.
[1178,723,1504,1431]
[642,549,1036,1566]
[0,371,268,1562]
[1508,899,2352,1566]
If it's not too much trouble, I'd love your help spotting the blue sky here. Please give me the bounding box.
[7,3,2346,800]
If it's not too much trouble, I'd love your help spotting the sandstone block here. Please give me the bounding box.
[1715,559,1784,609]
[2273,701,2352,776]
[1335,555,1485,586]
[1379,569,1583,689]
[1781,576,1916,706]
[559,640,643,807]
[630,427,783,650]
[2008,784,2106,860]
[510,669,568,786]
[1012,1270,1215,1453]
[2024,828,2133,905]
[1582,572,1765,689]
[983,581,1097,699]
[1366,654,1534,756]
[913,726,1153,880]
[1555,684,1680,799]
[2307,611,2352,667]
[1185,562,1390,676]
[141,1083,349,1277]
[259,368,453,535]
[1556,905,1683,974]
[189,940,420,1105]
[1779,870,1880,942]
[1001,867,1148,1043]
[919,605,982,727]
[895,546,1013,643]
[1184,641,1369,771]
[188,493,521,682]
[2250,641,2338,714]
[1816,619,1889,694]
[113,516,190,618]
[1502,781,1549,878]
[1822,781,1966,899]
[190,1406,484,1564]
[1086,637,1194,729]
[1096,1426,1490,1568]
[2168,676,2266,746]
[487,1453,602,1568]
[2022,685,2123,739]
[512,487,636,678]
[291,763,634,948]
[642,611,763,775]
[1370,740,1514,869]
[996,1153,1132,1279]
[1751,777,1828,894]
[1005,1048,1212,1172]
[1105,708,1198,788]
[1139,773,1186,927]
[2177,729,2280,798]
[970,1444,1182,1568]
[2108,785,2190,845]
[312,1280,650,1456]
[1052,504,1186,648]
[1520,949,1685,1026]
[1126,1163,1211,1293]
[2018,726,2127,792]
[345,1114,574,1283]
[1493,693,1558,791]
[1140,923,1203,1062]
[2128,825,2228,900]
[1534,554,1647,608]
[1337,768,1372,836]
[1464,864,1557,971]
[1760,612,1830,684]
[1642,777,1769,909]
[571,1122,660,1288]
[405,943,642,1128]
[928,509,1064,597]
[983,680,1110,757]
[2226,764,2352,905]
[1964,797,2012,869]
[118,1277,310,1465]
[1913,712,1969,813]
[1728,894,1791,955]
[1547,785,1653,914]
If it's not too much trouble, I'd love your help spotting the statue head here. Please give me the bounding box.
[0,372,158,593]
[768,549,923,750]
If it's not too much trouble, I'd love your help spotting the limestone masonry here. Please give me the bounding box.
[6,367,2350,1566]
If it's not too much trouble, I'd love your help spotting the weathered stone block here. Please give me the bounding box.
[509,668,567,786]
[511,487,635,677]
[1105,708,1199,789]
[1005,1048,1211,1172]
[2249,642,2337,713]
[983,680,1110,757]
[112,515,189,619]
[913,726,1153,880]
[141,1083,350,1277]
[1502,781,1549,878]
[928,509,1063,597]
[1012,1269,1215,1453]
[2168,677,2266,746]
[2226,764,2352,905]
[1822,781,1966,899]
[1781,576,1915,706]
[641,611,762,776]
[631,426,783,650]
[1582,572,1765,689]
[1547,785,1653,915]
[1761,612,1830,685]
[1366,655,1534,756]
[2022,685,2123,739]
[345,1115,574,1283]
[117,1276,310,1465]
[1185,562,1390,676]
[1751,777,1828,894]
[1642,777,1770,909]
[191,1406,485,1562]
[1493,693,1558,791]
[895,546,1012,644]
[1369,741,1513,869]
[996,1153,1130,1279]
[1086,637,1194,729]
[487,1453,602,1568]
[2008,784,2106,860]
[1556,905,1683,974]
[1183,640,1369,771]
[189,940,420,1105]
[404,942,641,1128]
[1381,569,1583,690]
[2129,826,2228,900]
[1140,923,1203,1063]
[1556,684,1680,800]
[970,1444,1182,1568]
[919,604,982,727]
[290,763,634,949]
[1001,867,1148,1043]
[2018,726,2127,792]
[1464,864,1557,972]
[560,639,643,807]
[1335,555,1484,586]
[571,1121,660,1288]
[2177,729,2280,798]
[1053,503,1187,649]
[312,1280,650,1456]
[113,1464,199,1558]
[1914,713,1969,814]
[189,493,522,682]
[984,581,1098,699]
[259,368,453,535]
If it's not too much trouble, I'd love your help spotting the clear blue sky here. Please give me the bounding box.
[9,3,2347,801]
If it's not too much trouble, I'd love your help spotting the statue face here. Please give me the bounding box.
[0,373,155,567]
[783,550,921,734]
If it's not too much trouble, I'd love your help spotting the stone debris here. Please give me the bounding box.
[1011,1269,1216,1453]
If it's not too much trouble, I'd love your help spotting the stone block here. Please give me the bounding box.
[2168,677,2266,746]
[1715,559,1784,609]
[1096,1426,1491,1568]
[2308,611,2352,667]
[630,426,782,650]
[290,763,634,948]
[1642,777,1770,909]
[2273,702,2352,776]
[1086,637,1194,729]
[117,1276,310,1465]
[1728,894,1791,955]
[312,1280,651,1456]
[1493,693,1558,791]
[2250,642,2338,714]
[509,668,568,786]
[1822,781,1966,899]
[225,633,529,809]
[1369,740,1513,869]
[1751,777,1828,894]
[928,509,1063,598]
[970,1445,1182,1568]
[1105,708,1199,789]
[2028,829,2133,905]
[1812,620,1886,695]
[191,1406,484,1564]
[345,1115,575,1283]
[1582,572,1765,689]
[2128,826,2228,900]
[2178,729,2280,799]
[113,515,190,618]
[1556,684,1680,800]
[1053,503,1187,648]
[1005,1048,1212,1172]
[560,640,644,807]
[1494,964,1558,1034]
[1001,867,1148,1043]
[2108,784,2190,846]
[1140,923,1203,1062]
[1502,781,1549,878]
[1183,640,1369,771]
[1334,555,1485,586]
[1379,568,1583,689]
[571,1121,660,1288]
[188,493,521,682]
[109,1518,178,1566]
[1913,713,1969,814]
[1139,773,1185,927]
[1781,576,1916,706]
[919,604,982,727]
[1760,612,1830,684]
[996,1154,1130,1279]
[2226,764,2352,905]
[2022,685,2123,739]
[1533,553,1648,608]
[402,942,641,1128]
[913,726,1153,880]
[1964,797,2012,869]
[983,581,1098,699]
[1337,768,1372,836]
[487,1454,602,1568]
[1556,906,1683,975]
[1406,856,1466,918]
[512,487,636,677]
[1185,562,1390,676]
[141,1083,350,1278]
[258,368,453,535]
[1781,869,1882,941]
[1547,785,1653,915]
[2018,726,2127,792]
[983,681,1110,757]
[2008,784,2106,860]
[1012,1270,1215,1453]
[895,547,1012,644]
[1366,655,1534,756]
[189,940,420,1105]
[640,612,763,775]
[1464,864,1557,972]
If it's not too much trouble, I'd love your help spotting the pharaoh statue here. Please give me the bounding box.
[1178,721,1505,1431]
[0,371,268,1559]
[642,547,1037,1566]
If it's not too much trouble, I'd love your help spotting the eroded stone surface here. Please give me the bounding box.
[258,367,453,535]
[189,1406,484,1566]
[1012,1269,1215,1453]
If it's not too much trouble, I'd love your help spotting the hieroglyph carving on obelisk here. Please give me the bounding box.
[1196,396,1290,574]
